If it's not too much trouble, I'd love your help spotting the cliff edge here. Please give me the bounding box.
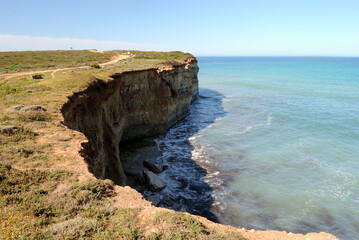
[61,58,199,185]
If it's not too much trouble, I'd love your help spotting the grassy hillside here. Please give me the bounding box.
[0,50,193,74]
[0,50,244,239]
[0,50,122,74]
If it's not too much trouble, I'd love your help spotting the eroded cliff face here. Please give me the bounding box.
[61,58,199,185]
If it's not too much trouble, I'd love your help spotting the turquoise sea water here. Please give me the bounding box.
[191,57,359,239]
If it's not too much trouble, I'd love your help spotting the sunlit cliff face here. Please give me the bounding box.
[61,58,198,185]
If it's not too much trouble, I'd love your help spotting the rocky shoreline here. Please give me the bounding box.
[119,136,218,222]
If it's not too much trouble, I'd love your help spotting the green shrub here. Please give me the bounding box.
[17,110,51,122]
[90,63,101,69]
[47,217,99,239]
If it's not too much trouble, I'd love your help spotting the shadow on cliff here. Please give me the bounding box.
[120,88,226,223]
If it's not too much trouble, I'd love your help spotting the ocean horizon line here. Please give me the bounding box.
[196,55,359,58]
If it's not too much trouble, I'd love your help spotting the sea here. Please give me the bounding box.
[151,57,359,240]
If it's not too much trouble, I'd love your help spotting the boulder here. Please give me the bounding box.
[5,105,26,113]
[124,166,141,177]
[20,105,47,112]
[0,126,19,135]
[178,178,188,189]
[32,74,43,79]
[162,165,169,172]
[143,160,161,174]
[143,169,167,191]
[5,105,46,113]
[146,196,160,206]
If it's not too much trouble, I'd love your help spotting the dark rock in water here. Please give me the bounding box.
[189,183,205,193]
[162,165,169,172]
[180,205,188,212]
[124,166,141,176]
[143,169,167,191]
[143,160,161,174]
[202,210,218,223]
[161,195,173,207]
[0,126,19,135]
[120,137,161,186]
[179,178,188,189]
[147,196,160,206]
[135,172,145,184]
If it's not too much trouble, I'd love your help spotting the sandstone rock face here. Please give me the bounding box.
[61,58,199,185]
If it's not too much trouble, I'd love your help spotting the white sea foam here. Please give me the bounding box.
[194,57,359,239]
[188,136,197,141]
[254,113,272,127]
[224,113,272,136]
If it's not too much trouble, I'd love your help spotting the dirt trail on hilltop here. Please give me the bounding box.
[0,53,130,80]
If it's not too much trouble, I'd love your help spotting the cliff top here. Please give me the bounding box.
[0,49,195,143]
[0,50,193,74]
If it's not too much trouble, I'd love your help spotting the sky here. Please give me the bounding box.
[1,0,358,56]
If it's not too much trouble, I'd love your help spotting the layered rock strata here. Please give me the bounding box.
[61,58,199,185]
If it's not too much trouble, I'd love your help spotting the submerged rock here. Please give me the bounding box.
[146,196,160,206]
[144,169,167,191]
[143,160,161,174]
[162,165,169,172]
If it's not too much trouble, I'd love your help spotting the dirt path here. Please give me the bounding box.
[0,53,130,80]
[88,49,106,54]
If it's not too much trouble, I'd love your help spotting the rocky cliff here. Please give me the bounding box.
[61,58,199,185]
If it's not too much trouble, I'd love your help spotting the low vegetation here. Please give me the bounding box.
[0,50,244,239]
[132,51,193,61]
[0,50,120,74]
[89,63,101,69]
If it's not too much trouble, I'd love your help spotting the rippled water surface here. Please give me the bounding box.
[155,57,359,240]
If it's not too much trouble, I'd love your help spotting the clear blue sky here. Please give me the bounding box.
[1,0,358,56]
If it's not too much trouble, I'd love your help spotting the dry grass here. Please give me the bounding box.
[152,211,245,240]
[0,50,122,74]
[47,216,99,239]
